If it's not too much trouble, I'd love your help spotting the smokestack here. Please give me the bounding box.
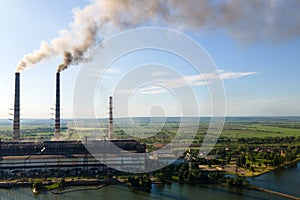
[13,72,20,141]
[55,72,60,140]
[109,96,114,139]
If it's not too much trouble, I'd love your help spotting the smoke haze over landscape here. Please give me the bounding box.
[16,0,300,72]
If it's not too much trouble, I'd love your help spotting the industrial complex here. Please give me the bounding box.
[0,72,147,177]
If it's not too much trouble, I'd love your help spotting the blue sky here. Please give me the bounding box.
[0,0,300,118]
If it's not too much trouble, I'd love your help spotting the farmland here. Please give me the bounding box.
[0,117,300,142]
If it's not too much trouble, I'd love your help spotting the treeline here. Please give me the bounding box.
[127,175,151,191]
[0,127,68,135]
[154,162,249,187]
[237,136,300,144]
[264,124,300,129]
[217,136,300,144]
[154,163,225,184]
[235,146,300,168]
[0,127,68,139]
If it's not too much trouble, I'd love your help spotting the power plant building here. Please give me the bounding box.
[3,72,147,175]
[0,140,146,175]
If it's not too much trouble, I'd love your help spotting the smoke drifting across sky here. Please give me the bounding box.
[16,0,300,72]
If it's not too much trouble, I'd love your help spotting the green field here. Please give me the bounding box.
[1,117,300,141]
[221,124,300,138]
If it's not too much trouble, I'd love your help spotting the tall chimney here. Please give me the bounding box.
[109,96,114,139]
[13,72,20,141]
[55,72,60,140]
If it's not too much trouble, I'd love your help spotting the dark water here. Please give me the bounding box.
[249,162,300,198]
[0,183,289,200]
[1,163,299,200]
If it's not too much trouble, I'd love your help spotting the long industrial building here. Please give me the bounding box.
[0,140,146,176]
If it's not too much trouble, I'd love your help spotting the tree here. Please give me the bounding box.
[240,154,246,166]
[236,157,241,167]
[188,173,196,183]
[178,173,184,182]
[32,180,43,190]
[272,155,283,166]
[227,154,232,164]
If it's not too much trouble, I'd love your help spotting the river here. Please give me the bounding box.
[249,162,300,198]
[0,163,299,200]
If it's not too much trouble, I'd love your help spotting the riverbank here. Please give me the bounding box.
[1,159,300,198]
[223,157,300,178]
[248,185,300,200]
[51,184,107,194]
[0,178,104,190]
[1,175,299,199]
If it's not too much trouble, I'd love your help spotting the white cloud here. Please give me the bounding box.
[86,67,121,78]
[151,70,169,76]
[138,85,168,94]
[219,71,257,80]
[106,67,121,74]
[127,70,257,94]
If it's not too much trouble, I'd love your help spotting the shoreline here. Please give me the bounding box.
[0,178,103,190]
[225,157,300,178]
[0,160,299,198]
[248,185,300,200]
[251,157,300,178]
[51,184,107,194]
[1,176,300,199]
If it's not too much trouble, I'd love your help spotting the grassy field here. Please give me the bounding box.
[221,124,300,138]
[1,117,300,141]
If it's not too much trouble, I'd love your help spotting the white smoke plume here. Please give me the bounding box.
[16,0,300,72]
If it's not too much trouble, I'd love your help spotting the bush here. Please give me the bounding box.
[32,180,43,190]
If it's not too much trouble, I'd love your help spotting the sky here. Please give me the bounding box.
[0,0,300,119]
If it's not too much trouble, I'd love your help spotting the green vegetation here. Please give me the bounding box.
[44,179,65,190]
[127,175,151,191]
[227,177,250,187]
[31,178,66,191]
[32,180,43,190]
[1,117,300,142]
[0,125,68,140]
[152,162,250,188]
[1,117,300,189]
